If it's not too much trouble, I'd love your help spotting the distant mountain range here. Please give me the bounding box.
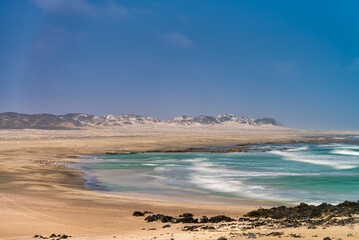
[0,112,283,129]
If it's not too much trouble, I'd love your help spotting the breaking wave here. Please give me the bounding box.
[271,151,357,170]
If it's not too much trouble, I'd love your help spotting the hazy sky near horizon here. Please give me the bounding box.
[1,0,359,130]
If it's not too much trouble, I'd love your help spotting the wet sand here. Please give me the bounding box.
[1,126,359,239]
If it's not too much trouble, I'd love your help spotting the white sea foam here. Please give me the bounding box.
[287,146,309,151]
[188,162,226,174]
[152,159,177,163]
[189,175,245,193]
[188,161,263,198]
[331,150,359,156]
[189,174,291,201]
[79,155,98,160]
[154,167,165,171]
[189,170,358,204]
[225,151,267,156]
[334,145,359,150]
[182,157,207,162]
[272,151,357,170]
[189,160,319,177]
[191,165,318,177]
[187,158,316,202]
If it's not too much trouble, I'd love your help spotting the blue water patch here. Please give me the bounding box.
[70,140,359,205]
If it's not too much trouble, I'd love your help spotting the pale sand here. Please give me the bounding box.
[1,125,359,240]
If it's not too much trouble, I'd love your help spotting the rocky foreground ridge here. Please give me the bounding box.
[0,112,283,129]
[130,201,359,239]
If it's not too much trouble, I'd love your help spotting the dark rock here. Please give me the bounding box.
[179,213,193,218]
[266,232,284,236]
[144,214,174,223]
[244,200,359,219]
[162,224,171,228]
[248,233,256,239]
[183,225,202,231]
[201,226,215,230]
[209,215,235,223]
[133,211,145,217]
[175,214,198,223]
[238,217,250,222]
[323,237,331,240]
[289,233,302,238]
[307,224,317,229]
[217,237,227,240]
[200,216,209,223]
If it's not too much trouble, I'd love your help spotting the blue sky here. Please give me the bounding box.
[1,0,359,130]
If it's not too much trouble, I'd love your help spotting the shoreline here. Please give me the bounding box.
[68,154,285,207]
[69,136,359,207]
[1,128,359,239]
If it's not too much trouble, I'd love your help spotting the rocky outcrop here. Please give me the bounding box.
[244,201,359,219]
[254,118,282,126]
[167,114,282,126]
[0,112,82,129]
[167,115,219,124]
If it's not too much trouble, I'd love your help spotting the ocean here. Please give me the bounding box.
[70,136,359,205]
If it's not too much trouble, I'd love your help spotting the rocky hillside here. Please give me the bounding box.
[0,112,283,129]
[168,114,282,126]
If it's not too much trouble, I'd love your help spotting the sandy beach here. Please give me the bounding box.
[3,0,359,238]
[1,126,359,240]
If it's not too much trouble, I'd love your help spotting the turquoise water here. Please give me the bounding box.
[72,139,359,205]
